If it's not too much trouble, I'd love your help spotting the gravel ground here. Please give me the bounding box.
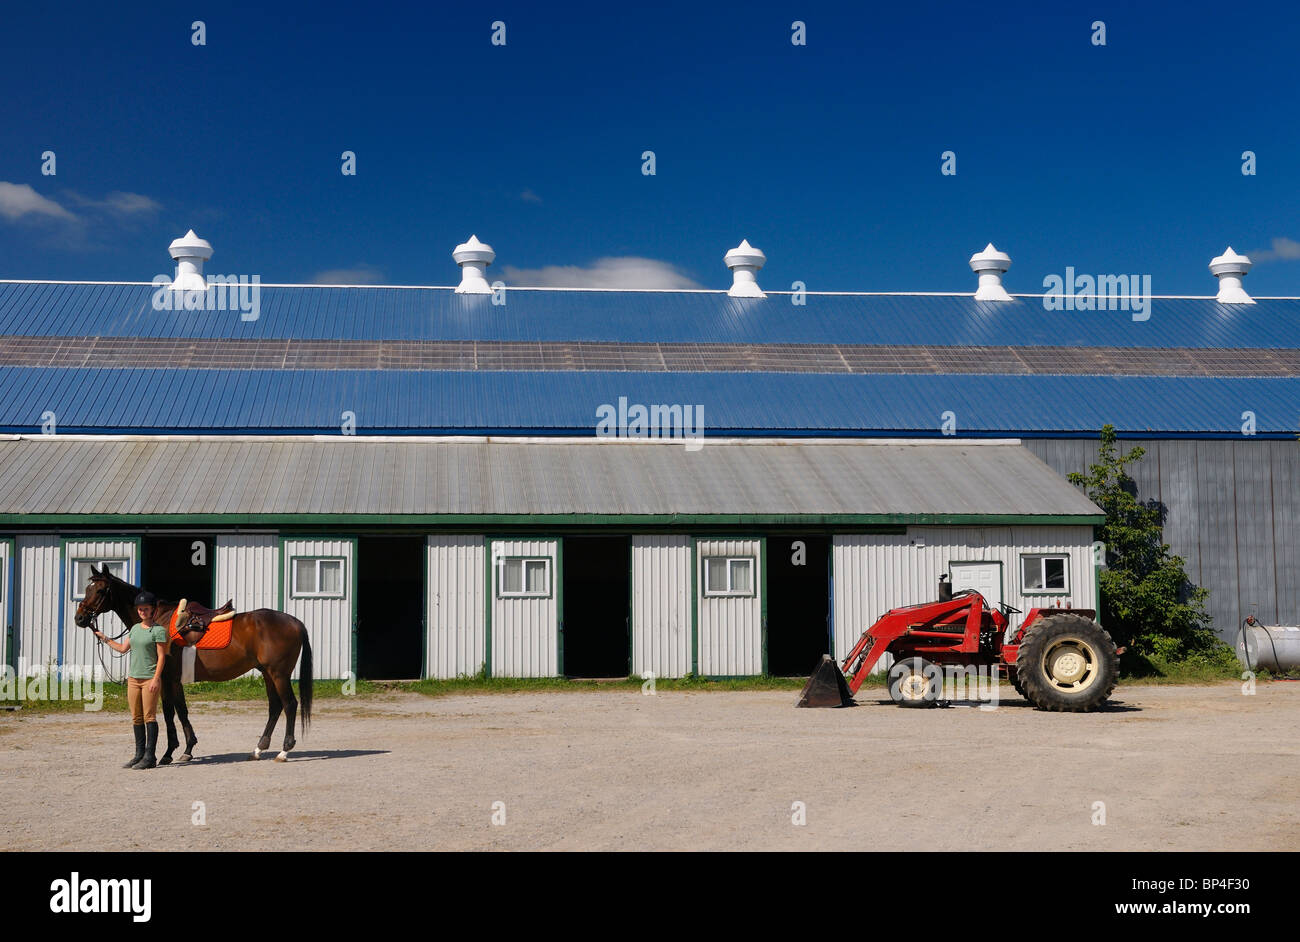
[2,682,1297,851]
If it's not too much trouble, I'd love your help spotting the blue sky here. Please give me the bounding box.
[2,0,1299,295]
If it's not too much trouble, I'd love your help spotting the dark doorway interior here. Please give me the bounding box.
[141,535,214,609]
[357,536,424,679]
[562,536,630,677]
[766,535,830,676]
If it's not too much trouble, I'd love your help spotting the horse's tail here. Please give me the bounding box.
[296,619,313,735]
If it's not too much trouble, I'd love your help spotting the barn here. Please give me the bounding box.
[0,232,1296,680]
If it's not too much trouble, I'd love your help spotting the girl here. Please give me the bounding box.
[94,591,169,770]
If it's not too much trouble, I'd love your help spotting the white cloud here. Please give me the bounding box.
[0,182,76,221]
[1251,237,1300,262]
[520,189,542,204]
[66,190,162,216]
[501,256,702,289]
[312,264,385,284]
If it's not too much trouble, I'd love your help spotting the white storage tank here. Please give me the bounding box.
[1237,618,1300,672]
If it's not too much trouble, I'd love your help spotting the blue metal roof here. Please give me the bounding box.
[2,367,1297,437]
[2,282,1299,348]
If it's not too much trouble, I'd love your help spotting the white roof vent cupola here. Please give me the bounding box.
[168,229,212,291]
[969,243,1012,301]
[1209,247,1254,304]
[724,239,766,298]
[453,234,496,294]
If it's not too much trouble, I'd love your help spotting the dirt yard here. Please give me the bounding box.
[2,682,1297,851]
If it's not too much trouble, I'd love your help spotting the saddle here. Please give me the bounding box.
[168,598,237,650]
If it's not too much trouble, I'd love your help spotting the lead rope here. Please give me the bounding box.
[93,613,130,684]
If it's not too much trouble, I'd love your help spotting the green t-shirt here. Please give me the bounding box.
[128,622,169,679]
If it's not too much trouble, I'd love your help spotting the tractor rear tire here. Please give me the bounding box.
[1010,670,1026,698]
[888,656,940,708]
[1016,614,1119,712]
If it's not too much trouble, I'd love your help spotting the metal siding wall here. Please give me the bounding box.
[1152,441,1202,587]
[1026,438,1300,639]
[215,535,278,610]
[631,536,691,679]
[1272,441,1300,628]
[62,538,137,677]
[490,538,558,678]
[0,539,11,668]
[426,535,486,679]
[1233,443,1276,624]
[216,534,279,680]
[832,527,1097,666]
[696,538,762,676]
[16,536,58,674]
[282,538,353,680]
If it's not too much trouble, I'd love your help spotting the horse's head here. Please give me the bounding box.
[74,565,116,628]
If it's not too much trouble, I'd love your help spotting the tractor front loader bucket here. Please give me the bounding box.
[795,654,856,708]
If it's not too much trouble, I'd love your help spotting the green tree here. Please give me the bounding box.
[1068,425,1221,660]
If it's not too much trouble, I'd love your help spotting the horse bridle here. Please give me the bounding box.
[79,583,127,642]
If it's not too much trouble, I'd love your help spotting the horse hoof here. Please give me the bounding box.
[158,756,172,766]
[275,752,288,762]
[178,754,193,763]
[254,747,263,758]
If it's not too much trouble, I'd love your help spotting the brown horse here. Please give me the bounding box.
[73,565,313,763]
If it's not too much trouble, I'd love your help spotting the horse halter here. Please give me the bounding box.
[76,580,117,635]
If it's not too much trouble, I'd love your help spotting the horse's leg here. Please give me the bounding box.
[173,677,198,761]
[270,668,298,761]
[159,682,179,766]
[254,669,282,760]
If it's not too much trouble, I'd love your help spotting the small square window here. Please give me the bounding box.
[1021,554,1069,594]
[72,559,127,599]
[498,557,551,598]
[703,556,756,597]
[291,557,346,598]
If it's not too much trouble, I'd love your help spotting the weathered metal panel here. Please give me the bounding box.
[1233,442,1277,625]
[3,282,1299,349]
[832,527,1097,666]
[215,534,278,680]
[0,437,1102,520]
[426,535,486,679]
[630,535,691,679]
[61,537,138,678]
[215,534,278,611]
[1150,440,1202,587]
[281,537,354,680]
[489,538,558,678]
[1271,440,1300,630]
[3,368,1300,436]
[0,538,11,669]
[15,535,58,674]
[696,538,762,676]
[1024,437,1300,641]
[1194,443,1240,637]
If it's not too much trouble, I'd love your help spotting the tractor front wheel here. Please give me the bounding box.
[1016,614,1119,712]
[888,656,940,708]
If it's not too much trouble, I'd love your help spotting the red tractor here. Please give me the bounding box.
[798,575,1120,712]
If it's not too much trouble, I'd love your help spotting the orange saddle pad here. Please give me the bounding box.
[168,607,236,650]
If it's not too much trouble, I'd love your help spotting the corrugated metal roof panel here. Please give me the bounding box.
[0,437,1100,519]
[2,283,1299,348]
[0,367,1296,436]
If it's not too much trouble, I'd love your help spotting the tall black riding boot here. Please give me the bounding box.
[123,724,146,768]
[132,721,158,770]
